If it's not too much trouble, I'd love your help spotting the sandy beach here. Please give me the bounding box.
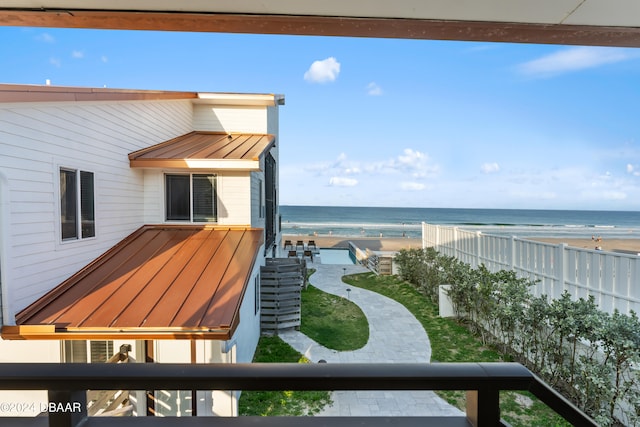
[529,237,640,255]
[284,234,640,255]
[283,234,423,252]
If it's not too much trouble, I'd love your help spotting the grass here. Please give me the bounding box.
[238,336,332,416]
[344,272,570,427]
[300,284,369,351]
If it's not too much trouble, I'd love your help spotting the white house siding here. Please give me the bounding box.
[217,172,251,226]
[150,255,263,417]
[250,170,266,229]
[265,106,281,251]
[143,170,163,224]
[140,170,252,226]
[0,340,61,416]
[0,170,8,324]
[0,99,193,321]
[233,254,264,365]
[192,105,268,133]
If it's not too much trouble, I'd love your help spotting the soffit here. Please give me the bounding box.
[0,1,636,26]
[1,1,640,46]
[128,131,275,170]
[4,225,264,340]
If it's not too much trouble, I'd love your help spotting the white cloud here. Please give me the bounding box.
[72,50,84,59]
[36,33,55,43]
[627,164,640,176]
[304,57,340,83]
[367,82,383,96]
[607,191,628,200]
[344,167,361,175]
[481,162,500,174]
[329,177,358,187]
[392,148,439,178]
[49,57,61,68]
[306,152,353,174]
[361,148,439,180]
[518,47,637,77]
[101,55,109,63]
[401,182,426,191]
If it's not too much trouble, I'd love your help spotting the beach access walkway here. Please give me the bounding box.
[278,263,463,417]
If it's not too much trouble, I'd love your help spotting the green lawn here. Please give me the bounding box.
[343,272,570,427]
[300,284,369,351]
[238,336,332,416]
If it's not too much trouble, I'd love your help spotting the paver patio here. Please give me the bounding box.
[278,262,464,417]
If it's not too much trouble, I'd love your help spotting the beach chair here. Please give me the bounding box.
[307,240,317,250]
[303,250,314,262]
[288,250,298,258]
[284,240,293,250]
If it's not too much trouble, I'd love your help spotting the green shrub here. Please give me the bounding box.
[393,247,640,425]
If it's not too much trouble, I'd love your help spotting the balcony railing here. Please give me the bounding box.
[0,362,596,427]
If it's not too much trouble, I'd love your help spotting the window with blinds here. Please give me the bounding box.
[192,174,216,222]
[165,174,217,223]
[63,340,113,363]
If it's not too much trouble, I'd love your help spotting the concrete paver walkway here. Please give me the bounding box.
[278,262,463,417]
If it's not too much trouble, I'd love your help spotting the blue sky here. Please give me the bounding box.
[3,26,640,210]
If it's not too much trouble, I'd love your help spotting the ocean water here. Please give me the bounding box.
[280,206,640,239]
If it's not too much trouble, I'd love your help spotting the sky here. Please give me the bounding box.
[2,26,640,211]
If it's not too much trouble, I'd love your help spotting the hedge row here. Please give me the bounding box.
[394,247,640,426]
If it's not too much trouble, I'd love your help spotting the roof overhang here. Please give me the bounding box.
[3,225,264,340]
[1,324,237,341]
[195,93,285,107]
[0,83,198,103]
[1,1,640,47]
[129,132,276,171]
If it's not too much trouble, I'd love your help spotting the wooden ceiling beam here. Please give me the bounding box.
[1,9,640,47]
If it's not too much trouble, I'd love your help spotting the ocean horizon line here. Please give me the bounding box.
[280,204,640,213]
[279,206,640,239]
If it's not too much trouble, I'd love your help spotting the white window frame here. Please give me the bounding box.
[63,340,114,363]
[258,178,265,219]
[164,172,218,223]
[58,166,96,243]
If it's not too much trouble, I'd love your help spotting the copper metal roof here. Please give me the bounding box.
[4,225,264,340]
[128,131,275,170]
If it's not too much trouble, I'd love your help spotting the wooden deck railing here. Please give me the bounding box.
[86,344,133,417]
[0,362,597,427]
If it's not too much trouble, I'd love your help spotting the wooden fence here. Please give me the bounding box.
[260,258,305,333]
[422,222,640,314]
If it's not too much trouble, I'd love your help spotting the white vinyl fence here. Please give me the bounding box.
[422,222,640,315]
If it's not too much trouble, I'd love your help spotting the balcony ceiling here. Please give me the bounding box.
[1,1,640,47]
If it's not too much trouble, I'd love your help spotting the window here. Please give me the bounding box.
[64,340,113,363]
[258,178,265,219]
[165,174,217,222]
[255,274,261,315]
[60,168,95,241]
